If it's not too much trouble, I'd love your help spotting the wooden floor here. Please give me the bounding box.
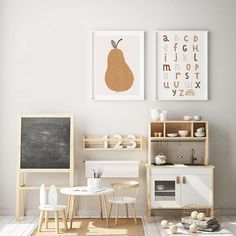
[0,216,236,235]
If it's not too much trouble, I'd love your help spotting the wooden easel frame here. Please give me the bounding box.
[16,114,75,220]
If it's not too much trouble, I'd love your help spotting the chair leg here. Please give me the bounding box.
[108,203,113,219]
[62,209,68,231]
[132,203,137,225]
[125,204,129,218]
[45,211,49,229]
[55,211,59,234]
[38,210,44,232]
[115,204,119,226]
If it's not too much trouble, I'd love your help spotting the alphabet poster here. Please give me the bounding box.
[156,31,208,100]
[92,31,144,100]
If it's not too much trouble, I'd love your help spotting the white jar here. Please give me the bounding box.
[150,109,160,121]
[160,110,168,121]
[87,178,102,190]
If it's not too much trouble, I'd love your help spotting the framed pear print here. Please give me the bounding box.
[92,31,144,100]
[155,31,208,100]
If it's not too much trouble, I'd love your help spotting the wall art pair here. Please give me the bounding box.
[92,31,208,101]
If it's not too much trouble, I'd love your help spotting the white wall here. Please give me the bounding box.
[0,0,236,216]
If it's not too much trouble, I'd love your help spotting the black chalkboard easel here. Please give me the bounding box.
[16,114,74,220]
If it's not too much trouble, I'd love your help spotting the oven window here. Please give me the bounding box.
[154,180,175,201]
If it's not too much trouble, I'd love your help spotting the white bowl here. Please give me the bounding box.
[178,130,188,137]
[195,132,205,137]
[193,115,202,121]
[184,115,192,121]
[167,133,178,137]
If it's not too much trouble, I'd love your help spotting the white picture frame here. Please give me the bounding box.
[92,31,144,100]
[155,31,208,100]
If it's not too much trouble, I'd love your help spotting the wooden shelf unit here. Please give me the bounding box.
[83,135,143,150]
[150,121,208,138]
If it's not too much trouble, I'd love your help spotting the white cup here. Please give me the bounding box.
[196,127,205,133]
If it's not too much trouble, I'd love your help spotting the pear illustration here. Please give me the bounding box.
[105,38,134,92]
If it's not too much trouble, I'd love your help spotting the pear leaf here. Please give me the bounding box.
[111,40,117,49]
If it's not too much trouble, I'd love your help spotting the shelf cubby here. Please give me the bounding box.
[165,121,192,137]
[150,122,164,137]
[193,122,208,137]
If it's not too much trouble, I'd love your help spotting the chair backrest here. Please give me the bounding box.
[111,181,139,199]
[48,185,58,207]
[39,184,46,207]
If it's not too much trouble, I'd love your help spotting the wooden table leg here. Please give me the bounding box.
[70,195,75,229]
[102,195,109,228]
[115,204,119,226]
[125,204,129,218]
[67,195,71,219]
[99,195,103,220]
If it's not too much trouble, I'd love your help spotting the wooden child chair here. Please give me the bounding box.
[38,185,68,234]
[108,181,139,226]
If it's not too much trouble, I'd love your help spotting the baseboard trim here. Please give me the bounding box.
[1,208,236,217]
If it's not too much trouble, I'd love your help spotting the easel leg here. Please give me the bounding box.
[16,187,21,221]
[16,172,23,221]
[20,173,24,217]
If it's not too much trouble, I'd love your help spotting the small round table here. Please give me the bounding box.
[60,187,113,228]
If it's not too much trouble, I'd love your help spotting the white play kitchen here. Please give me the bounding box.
[146,120,214,217]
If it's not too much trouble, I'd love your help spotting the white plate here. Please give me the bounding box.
[167,133,178,137]
[195,132,205,137]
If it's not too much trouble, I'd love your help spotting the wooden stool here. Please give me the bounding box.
[38,205,68,234]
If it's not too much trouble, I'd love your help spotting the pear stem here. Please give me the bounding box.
[116,38,123,48]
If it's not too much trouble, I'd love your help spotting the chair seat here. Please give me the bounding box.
[39,204,66,211]
[108,196,136,204]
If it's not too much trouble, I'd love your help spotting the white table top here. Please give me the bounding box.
[60,186,114,196]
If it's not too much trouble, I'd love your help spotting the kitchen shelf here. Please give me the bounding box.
[150,137,206,142]
[83,135,143,150]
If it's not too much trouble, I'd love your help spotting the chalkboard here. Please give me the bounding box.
[20,117,71,169]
